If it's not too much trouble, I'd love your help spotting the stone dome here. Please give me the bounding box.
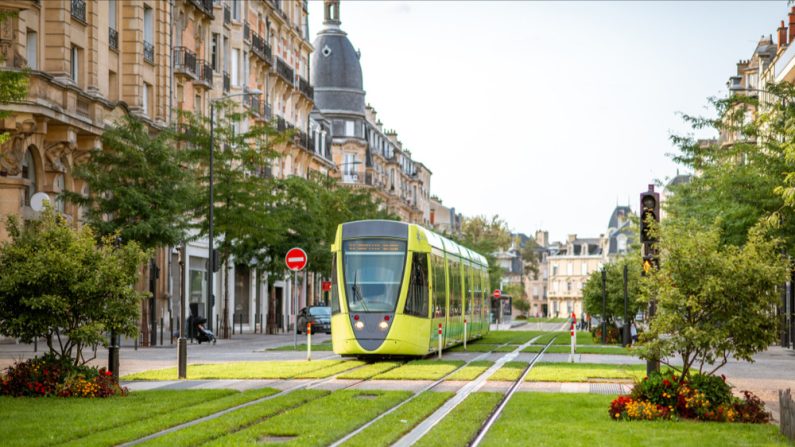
[311,1,365,116]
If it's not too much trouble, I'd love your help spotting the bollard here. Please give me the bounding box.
[160,317,164,346]
[569,322,575,363]
[464,318,467,351]
[170,316,174,345]
[134,336,138,351]
[232,313,235,335]
[239,313,243,335]
[260,313,264,334]
[438,323,443,360]
[307,322,312,361]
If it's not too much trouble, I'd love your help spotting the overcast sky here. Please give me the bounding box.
[308,1,785,243]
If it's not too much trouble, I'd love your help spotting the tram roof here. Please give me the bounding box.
[418,225,488,267]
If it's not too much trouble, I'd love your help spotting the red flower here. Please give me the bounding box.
[662,379,670,387]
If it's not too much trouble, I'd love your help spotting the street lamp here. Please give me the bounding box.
[207,89,262,338]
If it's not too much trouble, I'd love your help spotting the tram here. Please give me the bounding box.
[330,220,490,356]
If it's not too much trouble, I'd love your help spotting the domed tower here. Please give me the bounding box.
[311,0,366,138]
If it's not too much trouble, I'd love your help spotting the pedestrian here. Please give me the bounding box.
[630,322,638,344]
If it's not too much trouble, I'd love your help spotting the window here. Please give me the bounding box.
[143,5,153,44]
[405,253,428,317]
[330,255,340,314]
[449,260,461,317]
[243,51,249,85]
[26,30,37,69]
[342,239,407,313]
[567,262,573,276]
[211,33,219,70]
[617,234,627,253]
[345,120,354,137]
[551,264,558,276]
[142,82,150,115]
[70,46,79,83]
[109,0,117,29]
[432,255,447,318]
[231,48,239,85]
[54,174,65,213]
[21,149,36,206]
[343,153,356,176]
[581,263,588,276]
[231,0,240,20]
[195,94,201,115]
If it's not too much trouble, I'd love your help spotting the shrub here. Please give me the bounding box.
[732,390,771,424]
[0,354,127,398]
[591,326,621,344]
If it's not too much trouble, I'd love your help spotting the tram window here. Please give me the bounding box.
[405,253,429,317]
[432,255,446,318]
[449,261,461,316]
[331,255,340,314]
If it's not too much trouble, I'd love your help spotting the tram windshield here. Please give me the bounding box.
[342,238,407,313]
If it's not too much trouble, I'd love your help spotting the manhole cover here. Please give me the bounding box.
[259,435,297,443]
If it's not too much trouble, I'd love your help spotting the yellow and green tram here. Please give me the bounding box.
[330,220,490,356]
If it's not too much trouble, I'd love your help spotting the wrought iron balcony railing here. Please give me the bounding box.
[275,57,294,84]
[298,76,313,100]
[173,46,197,78]
[188,0,214,19]
[143,41,155,64]
[224,5,231,25]
[251,33,273,65]
[71,0,86,23]
[195,60,213,88]
[109,27,119,51]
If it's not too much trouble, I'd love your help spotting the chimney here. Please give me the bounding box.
[779,20,788,49]
[788,7,795,44]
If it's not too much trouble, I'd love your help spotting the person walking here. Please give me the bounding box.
[630,322,638,345]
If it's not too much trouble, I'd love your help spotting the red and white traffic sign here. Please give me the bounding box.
[285,247,308,271]
[492,289,501,299]
[322,281,332,292]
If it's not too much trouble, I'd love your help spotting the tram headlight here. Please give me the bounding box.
[354,320,365,331]
[378,321,389,331]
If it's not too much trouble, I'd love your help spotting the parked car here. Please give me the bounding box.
[296,306,332,334]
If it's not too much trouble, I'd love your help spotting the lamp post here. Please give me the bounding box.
[207,89,262,338]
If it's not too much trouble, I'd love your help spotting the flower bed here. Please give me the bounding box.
[1,354,126,398]
[610,370,769,423]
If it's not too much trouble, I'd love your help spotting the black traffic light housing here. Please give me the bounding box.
[640,184,660,276]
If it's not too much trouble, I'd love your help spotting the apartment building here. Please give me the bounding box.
[546,234,605,319]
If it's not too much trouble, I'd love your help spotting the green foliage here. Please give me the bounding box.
[637,219,789,377]
[0,207,148,366]
[582,256,642,325]
[519,237,542,279]
[454,215,512,289]
[64,115,198,249]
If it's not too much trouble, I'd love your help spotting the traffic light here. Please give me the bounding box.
[639,185,660,245]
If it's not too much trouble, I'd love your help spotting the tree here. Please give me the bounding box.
[0,207,148,366]
[63,115,198,249]
[582,256,642,326]
[519,237,541,279]
[637,219,788,380]
[456,215,512,290]
[504,283,528,316]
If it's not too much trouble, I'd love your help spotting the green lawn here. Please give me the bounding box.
[478,331,545,345]
[522,345,632,355]
[445,361,494,381]
[526,363,647,382]
[487,361,527,382]
[121,360,349,380]
[414,392,503,447]
[522,317,568,323]
[139,390,327,447]
[268,341,334,351]
[342,391,454,447]
[336,362,403,380]
[202,390,412,447]
[294,360,366,379]
[0,388,277,447]
[480,393,789,447]
[373,360,464,380]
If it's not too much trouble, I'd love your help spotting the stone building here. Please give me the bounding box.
[310,0,432,224]
[546,233,605,319]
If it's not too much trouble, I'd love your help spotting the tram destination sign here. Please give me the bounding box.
[285,247,308,271]
[345,240,404,252]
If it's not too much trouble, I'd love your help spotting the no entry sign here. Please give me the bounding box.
[322,281,332,292]
[493,289,501,299]
[285,247,308,271]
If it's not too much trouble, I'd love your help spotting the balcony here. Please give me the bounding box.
[251,33,273,65]
[109,27,119,51]
[71,0,86,23]
[275,57,294,84]
[275,115,287,132]
[173,47,197,78]
[298,76,313,100]
[294,130,309,149]
[143,41,155,64]
[194,60,213,89]
[188,0,214,19]
[223,71,230,92]
[223,5,231,25]
[243,23,251,42]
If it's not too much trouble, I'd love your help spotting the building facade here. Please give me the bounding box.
[546,234,605,319]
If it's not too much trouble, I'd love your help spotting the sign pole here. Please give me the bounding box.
[307,322,312,361]
[438,323,443,360]
[464,317,467,351]
[293,271,298,349]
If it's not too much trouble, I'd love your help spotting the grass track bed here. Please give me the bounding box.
[445,361,493,381]
[138,390,327,447]
[522,345,632,355]
[336,362,402,380]
[487,361,527,382]
[0,389,271,447]
[341,391,454,447]
[478,331,545,345]
[414,392,503,447]
[202,390,412,447]
[373,360,464,380]
[526,363,647,382]
[479,393,789,447]
[121,360,346,380]
[268,341,333,351]
[295,361,366,379]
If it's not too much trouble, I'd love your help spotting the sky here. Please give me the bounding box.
[308,1,786,243]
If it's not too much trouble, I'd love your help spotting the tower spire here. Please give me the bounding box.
[324,0,341,25]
